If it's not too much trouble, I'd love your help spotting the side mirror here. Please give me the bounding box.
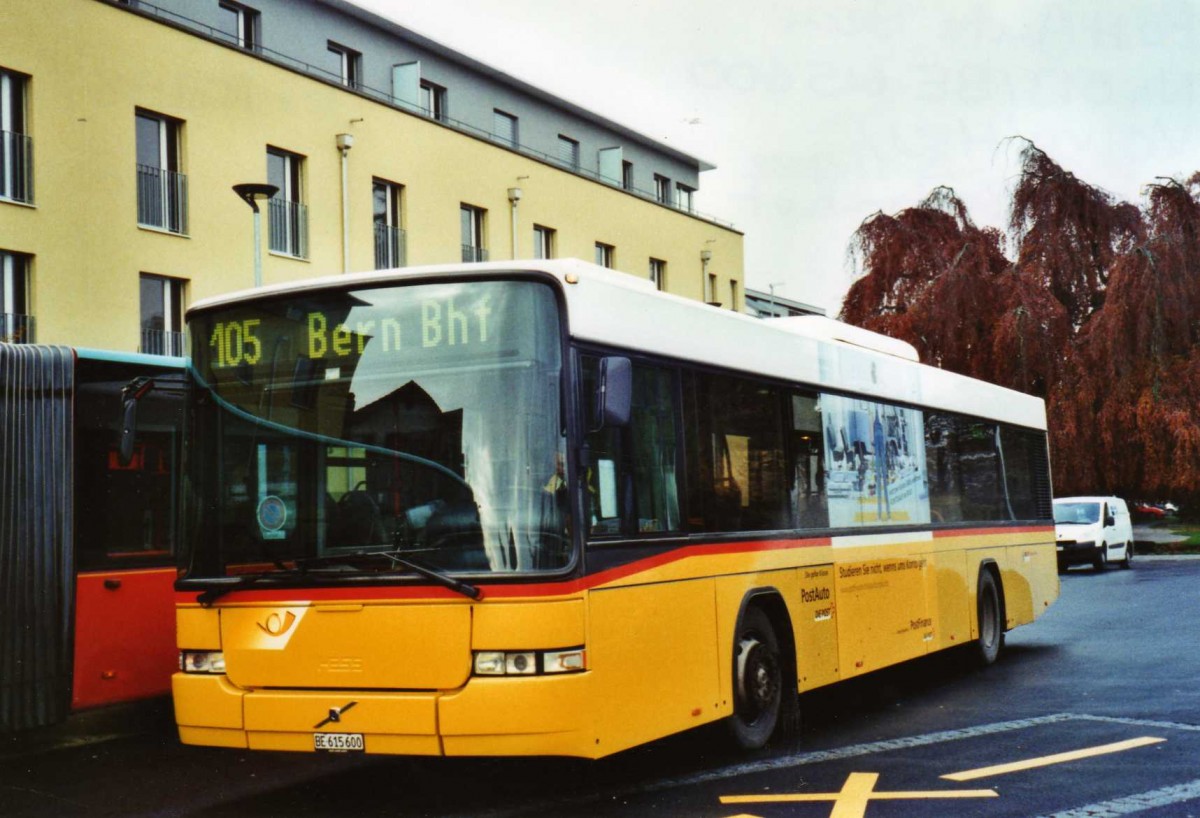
[118,376,155,466]
[594,356,632,429]
[1105,515,1115,527]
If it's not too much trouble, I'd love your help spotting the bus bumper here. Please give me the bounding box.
[173,671,596,758]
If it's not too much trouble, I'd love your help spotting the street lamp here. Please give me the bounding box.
[232,183,279,288]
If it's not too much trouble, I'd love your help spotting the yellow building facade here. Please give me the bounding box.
[0,0,744,353]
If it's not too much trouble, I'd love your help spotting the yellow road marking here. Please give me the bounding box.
[942,736,1166,782]
[721,772,997,818]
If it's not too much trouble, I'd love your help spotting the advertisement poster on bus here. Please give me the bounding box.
[820,394,930,527]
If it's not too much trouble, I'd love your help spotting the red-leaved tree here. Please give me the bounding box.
[841,140,1200,506]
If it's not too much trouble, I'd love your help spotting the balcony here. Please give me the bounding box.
[268,198,309,259]
[461,245,488,263]
[0,131,33,204]
[140,328,184,357]
[374,223,407,270]
[136,164,188,234]
[0,313,35,344]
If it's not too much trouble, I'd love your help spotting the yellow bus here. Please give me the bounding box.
[170,259,1058,758]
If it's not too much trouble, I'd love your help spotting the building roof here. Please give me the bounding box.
[319,0,716,173]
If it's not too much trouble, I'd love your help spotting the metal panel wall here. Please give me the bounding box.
[0,344,74,731]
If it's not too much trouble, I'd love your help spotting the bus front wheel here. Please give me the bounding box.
[727,606,783,750]
[974,569,1004,666]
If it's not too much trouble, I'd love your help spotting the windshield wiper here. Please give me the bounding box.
[196,572,272,607]
[193,550,483,606]
[294,550,483,600]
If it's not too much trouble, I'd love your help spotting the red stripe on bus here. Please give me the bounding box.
[175,536,832,604]
[175,524,1054,605]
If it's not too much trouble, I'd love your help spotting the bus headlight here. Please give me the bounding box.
[180,651,226,674]
[473,648,586,676]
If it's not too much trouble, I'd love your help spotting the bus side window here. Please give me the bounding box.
[997,424,1052,520]
[956,419,1006,521]
[924,411,963,524]
[683,370,789,533]
[582,356,680,537]
[789,392,828,530]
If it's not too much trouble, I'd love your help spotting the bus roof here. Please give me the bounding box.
[187,259,1047,430]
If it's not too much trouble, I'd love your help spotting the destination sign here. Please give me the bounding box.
[206,293,497,370]
[193,281,561,396]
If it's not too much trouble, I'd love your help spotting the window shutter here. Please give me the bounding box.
[392,62,420,109]
[598,147,622,185]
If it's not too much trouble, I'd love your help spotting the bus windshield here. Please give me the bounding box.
[183,278,570,580]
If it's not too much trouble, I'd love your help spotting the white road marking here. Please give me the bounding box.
[1037,778,1200,818]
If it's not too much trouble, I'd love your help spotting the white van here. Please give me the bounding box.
[1053,496,1134,571]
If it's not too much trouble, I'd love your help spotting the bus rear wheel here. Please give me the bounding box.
[727,606,783,750]
[974,569,1004,666]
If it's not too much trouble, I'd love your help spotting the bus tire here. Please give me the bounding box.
[727,606,783,750]
[974,569,1004,667]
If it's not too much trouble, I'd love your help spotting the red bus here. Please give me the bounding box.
[0,345,184,731]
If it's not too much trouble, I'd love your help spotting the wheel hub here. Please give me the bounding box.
[736,637,780,719]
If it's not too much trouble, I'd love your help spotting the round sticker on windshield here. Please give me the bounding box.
[257,495,288,532]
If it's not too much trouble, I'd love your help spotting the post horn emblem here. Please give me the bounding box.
[257,610,297,637]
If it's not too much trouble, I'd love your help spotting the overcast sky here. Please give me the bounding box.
[356,0,1200,315]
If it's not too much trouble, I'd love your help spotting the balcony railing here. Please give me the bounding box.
[0,313,35,344]
[136,164,188,234]
[374,223,407,270]
[268,198,309,258]
[0,131,33,204]
[140,328,185,357]
[461,245,488,263]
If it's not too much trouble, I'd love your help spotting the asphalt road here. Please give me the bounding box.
[3,558,1198,818]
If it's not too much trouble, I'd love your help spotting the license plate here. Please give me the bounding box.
[314,732,364,752]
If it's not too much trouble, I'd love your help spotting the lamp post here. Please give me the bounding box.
[507,186,523,260]
[232,183,279,288]
[700,248,713,303]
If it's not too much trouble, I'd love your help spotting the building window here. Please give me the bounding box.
[0,68,32,204]
[267,147,307,258]
[676,183,695,212]
[533,225,555,260]
[707,272,719,305]
[327,41,362,89]
[729,279,739,310]
[135,109,187,234]
[622,160,634,191]
[217,1,259,51]
[595,242,614,269]
[649,258,666,290]
[421,81,446,121]
[493,109,518,148]
[0,250,32,343]
[373,178,405,269]
[139,274,185,356]
[558,135,580,171]
[654,174,671,204]
[461,204,486,262]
